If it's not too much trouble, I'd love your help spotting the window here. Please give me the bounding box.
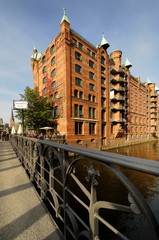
[79,91,83,99]
[88,94,91,101]
[89,107,96,119]
[87,48,91,55]
[51,57,56,66]
[51,69,56,77]
[75,51,82,61]
[42,66,46,73]
[78,42,83,50]
[74,90,78,98]
[74,104,83,117]
[101,110,105,121]
[89,60,94,68]
[75,122,83,135]
[72,38,77,46]
[101,57,105,65]
[101,87,106,95]
[43,88,47,95]
[101,66,105,74]
[89,123,96,135]
[101,77,106,85]
[92,95,96,102]
[92,108,95,119]
[75,64,82,74]
[79,105,83,117]
[89,83,95,91]
[52,81,56,89]
[76,77,82,86]
[92,52,95,59]
[89,107,92,118]
[74,104,78,117]
[50,94,53,101]
[42,56,46,63]
[101,97,106,106]
[50,45,55,54]
[52,106,58,118]
[43,77,46,84]
[77,140,82,144]
[54,92,58,99]
[89,72,94,80]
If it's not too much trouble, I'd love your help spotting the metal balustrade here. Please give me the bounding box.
[10,135,159,240]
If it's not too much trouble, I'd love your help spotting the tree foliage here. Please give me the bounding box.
[16,86,55,132]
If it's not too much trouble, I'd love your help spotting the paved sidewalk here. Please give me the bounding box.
[0,140,62,240]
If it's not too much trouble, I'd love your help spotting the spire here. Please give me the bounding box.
[100,33,110,50]
[33,45,37,51]
[10,108,15,128]
[124,57,132,68]
[60,8,70,24]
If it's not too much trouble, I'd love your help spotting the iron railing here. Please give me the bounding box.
[10,135,159,240]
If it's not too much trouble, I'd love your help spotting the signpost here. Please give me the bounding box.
[13,100,28,135]
[13,101,28,110]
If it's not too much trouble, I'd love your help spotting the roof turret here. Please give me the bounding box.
[100,33,110,50]
[124,58,132,68]
[145,78,152,85]
[31,46,42,61]
[60,8,70,24]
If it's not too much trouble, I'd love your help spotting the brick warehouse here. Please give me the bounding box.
[31,9,159,149]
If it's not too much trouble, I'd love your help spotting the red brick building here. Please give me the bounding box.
[31,10,159,149]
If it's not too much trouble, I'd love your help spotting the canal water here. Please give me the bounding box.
[104,141,159,239]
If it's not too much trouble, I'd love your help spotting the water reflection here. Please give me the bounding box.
[105,141,159,239]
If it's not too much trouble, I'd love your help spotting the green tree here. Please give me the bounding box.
[16,86,55,133]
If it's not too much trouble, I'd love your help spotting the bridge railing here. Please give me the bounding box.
[10,135,159,240]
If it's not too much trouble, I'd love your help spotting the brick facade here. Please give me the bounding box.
[31,12,159,149]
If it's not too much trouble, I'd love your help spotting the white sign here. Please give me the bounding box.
[13,100,28,109]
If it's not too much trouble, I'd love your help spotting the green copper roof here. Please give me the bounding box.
[124,58,132,68]
[100,33,110,49]
[61,8,70,24]
[31,46,42,61]
[145,78,152,85]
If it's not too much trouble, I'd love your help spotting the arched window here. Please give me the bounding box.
[43,88,47,95]
[51,57,56,66]
[50,45,55,54]
[43,77,46,84]
[74,90,78,98]
[52,81,56,89]
[51,69,56,77]
[42,66,46,73]
[54,92,58,99]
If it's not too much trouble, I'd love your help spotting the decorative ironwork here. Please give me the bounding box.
[10,135,159,240]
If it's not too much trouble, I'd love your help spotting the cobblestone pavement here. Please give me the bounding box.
[0,140,61,240]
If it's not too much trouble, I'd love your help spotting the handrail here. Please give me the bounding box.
[10,135,159,240]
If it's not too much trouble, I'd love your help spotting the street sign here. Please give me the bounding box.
[13,100,28,110]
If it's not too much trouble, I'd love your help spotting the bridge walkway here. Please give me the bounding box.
[0,140,62,240]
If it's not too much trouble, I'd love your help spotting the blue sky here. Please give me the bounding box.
[1,0,159,124]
